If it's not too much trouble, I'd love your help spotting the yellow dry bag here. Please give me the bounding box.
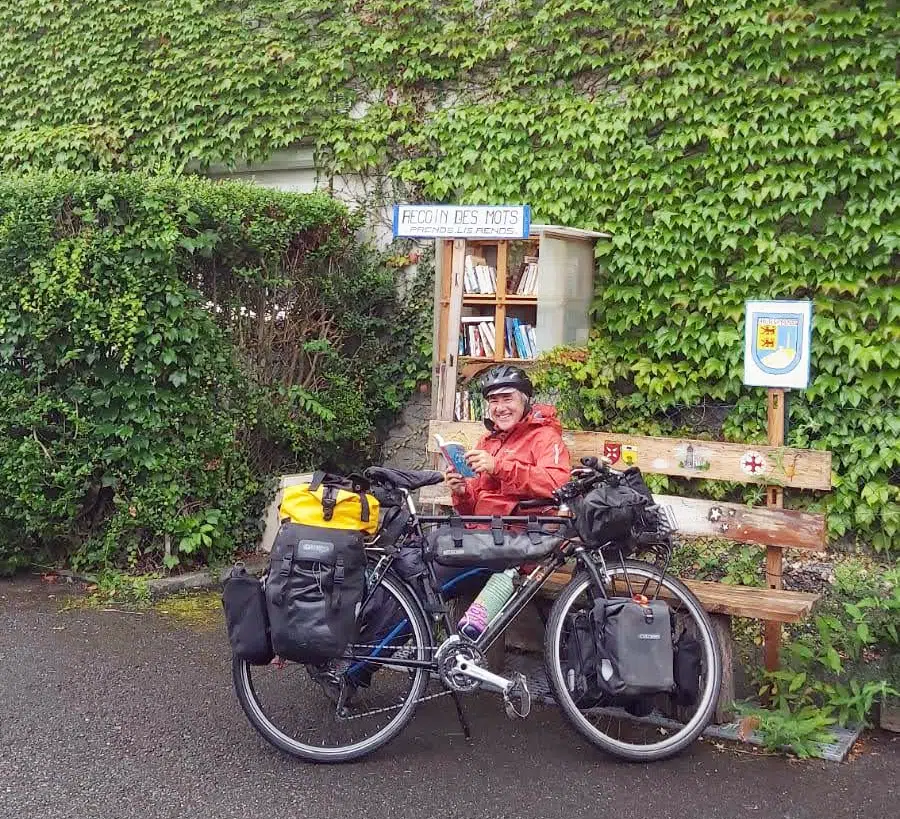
[279,471,380,535]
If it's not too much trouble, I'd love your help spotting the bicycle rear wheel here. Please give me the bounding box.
[232,569,432,762]
[544,560,721,761]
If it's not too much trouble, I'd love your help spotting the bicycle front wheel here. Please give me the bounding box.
[545,560,721,762]
[232,569,432,763]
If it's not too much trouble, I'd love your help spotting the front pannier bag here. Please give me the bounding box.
[591,597,675,698]
[427,515,561,570]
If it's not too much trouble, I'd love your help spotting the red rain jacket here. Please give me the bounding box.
[452,404,571,516]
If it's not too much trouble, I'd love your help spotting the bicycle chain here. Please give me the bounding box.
[345,642,439,653]
[332,642,447,721]
[335,686,452,721]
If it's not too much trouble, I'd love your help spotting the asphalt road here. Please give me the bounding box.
[1,577,896,819]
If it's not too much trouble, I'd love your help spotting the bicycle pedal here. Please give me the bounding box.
[503,673,531,720]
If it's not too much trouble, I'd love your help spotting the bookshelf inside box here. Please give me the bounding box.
[432,225,610,421]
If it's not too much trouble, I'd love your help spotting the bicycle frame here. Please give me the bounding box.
[343,489,616,673]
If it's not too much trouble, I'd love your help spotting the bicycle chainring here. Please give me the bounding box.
[435,635,484,693]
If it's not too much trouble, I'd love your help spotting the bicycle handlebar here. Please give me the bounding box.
[516,497,556,509]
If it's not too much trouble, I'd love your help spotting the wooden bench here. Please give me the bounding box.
[420,420,833,722]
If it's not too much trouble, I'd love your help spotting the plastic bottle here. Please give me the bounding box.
[458,569,517,639]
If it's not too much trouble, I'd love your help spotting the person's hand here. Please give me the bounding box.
[465,449,496,475]
[445,469,467,496]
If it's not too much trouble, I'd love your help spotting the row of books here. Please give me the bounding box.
[508,256,539,296]
[454,389,485,422]
[463,254,540,296]
[458,316,538,359]
[463,255,497,294]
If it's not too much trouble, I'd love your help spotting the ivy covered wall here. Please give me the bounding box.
[0,0,897,550]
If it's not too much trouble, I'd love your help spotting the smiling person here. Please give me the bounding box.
[445,365,571,514]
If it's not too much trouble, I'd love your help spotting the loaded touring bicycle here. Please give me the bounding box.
[224,458,721,762]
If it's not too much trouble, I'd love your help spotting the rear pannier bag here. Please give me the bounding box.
[427,515,561,570]
[265,523,367,664]
[222,563,275,665]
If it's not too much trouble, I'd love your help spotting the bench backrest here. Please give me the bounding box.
[422,420,832,552]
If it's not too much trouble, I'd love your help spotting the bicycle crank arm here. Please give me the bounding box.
[451,655,531,719]
[451,653,512,693]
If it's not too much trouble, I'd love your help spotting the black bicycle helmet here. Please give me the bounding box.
[479,364,533,398]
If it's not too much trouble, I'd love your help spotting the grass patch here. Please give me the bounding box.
[154,591,223,631]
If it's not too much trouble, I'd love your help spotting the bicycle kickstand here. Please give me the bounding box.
[451,691,472,741]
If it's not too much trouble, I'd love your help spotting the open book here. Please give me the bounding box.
[434,433,476,478]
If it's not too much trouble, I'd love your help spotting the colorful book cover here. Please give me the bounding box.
[434,434,475,477]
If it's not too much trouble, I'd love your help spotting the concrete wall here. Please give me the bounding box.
[379,387,433,472]
[204,146,396,247]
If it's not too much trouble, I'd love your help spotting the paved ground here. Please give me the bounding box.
[1,576,897,819]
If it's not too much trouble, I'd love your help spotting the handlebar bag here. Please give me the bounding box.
[426,515,561,570]
[570,482,650,548]
[265,522,367,664]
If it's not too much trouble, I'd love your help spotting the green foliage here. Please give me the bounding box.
[0,172,417,572]
[669,539,765,587]
[754,560,899,727]
[0,1,896,548]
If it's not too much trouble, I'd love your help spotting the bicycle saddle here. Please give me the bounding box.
[365,467,444,490]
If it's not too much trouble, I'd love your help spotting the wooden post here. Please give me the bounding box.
[435,239,466,421]
[764,388,786,671]
[710,614,736,724]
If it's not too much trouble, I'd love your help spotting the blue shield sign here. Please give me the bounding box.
[751,313,803,375]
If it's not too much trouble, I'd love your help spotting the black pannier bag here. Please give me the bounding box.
[595,598,675,697]
[222,563,275,665]
[564,608,607,708]
[265,522,367,664]
[564,597,676,704]
[427,515,561,570]
[570,478,652,550]
[672,633,703,706]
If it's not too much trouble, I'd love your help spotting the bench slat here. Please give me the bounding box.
[429,420,832,490]
[653,494,826,551]
[417,485,827,552]
[544,571,819,623]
